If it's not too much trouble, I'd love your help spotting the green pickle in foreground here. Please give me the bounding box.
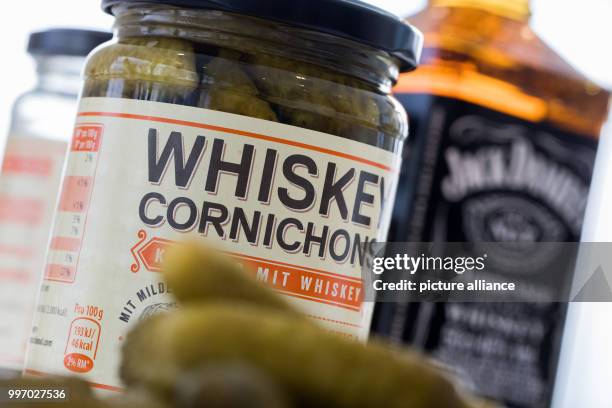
[25,0,423,389]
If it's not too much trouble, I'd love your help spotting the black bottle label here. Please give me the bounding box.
[377,94,598,408]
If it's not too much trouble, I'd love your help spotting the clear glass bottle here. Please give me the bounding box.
[0,29,110,378]
[372,1,610,407]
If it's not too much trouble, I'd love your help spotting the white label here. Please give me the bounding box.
[25,97,401,389]
[0,136,67,371]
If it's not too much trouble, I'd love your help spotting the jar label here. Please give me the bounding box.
[0,136,66,371]
[25,97,401,389]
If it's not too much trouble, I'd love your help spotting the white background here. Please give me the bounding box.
[0,1,609,407]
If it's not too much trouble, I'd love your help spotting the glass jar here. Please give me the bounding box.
[0,29,110,378]
[25,0,422,389]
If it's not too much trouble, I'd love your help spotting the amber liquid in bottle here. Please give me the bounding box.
[373,1,610,407]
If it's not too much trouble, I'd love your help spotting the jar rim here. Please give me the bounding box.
[28,28,112,57]
[101,0,423,72]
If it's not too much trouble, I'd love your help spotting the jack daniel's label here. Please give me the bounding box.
[374,94,598,408]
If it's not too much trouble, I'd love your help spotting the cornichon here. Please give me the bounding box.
[175,363,290,408]
[199,56,277,121]
[120,303,480,408]
[84,37,199,104]
[162,242,299,316]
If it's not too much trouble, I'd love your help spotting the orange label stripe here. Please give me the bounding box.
[224,250,362,283]
[50,237,81,252]
[306,314,362,328]
[132,235,364,311]
[2,155,53,177]
[77,111,395,173]
[237,256,363,311]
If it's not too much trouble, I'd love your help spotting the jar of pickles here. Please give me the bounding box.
[25,0,422,389]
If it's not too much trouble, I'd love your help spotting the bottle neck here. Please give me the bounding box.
[430,0,531,21]
[33,55,85,96]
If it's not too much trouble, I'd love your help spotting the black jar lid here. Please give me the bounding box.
[101,0,422,72]
[27,29,112,57]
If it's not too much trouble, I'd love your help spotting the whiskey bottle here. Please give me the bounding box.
[372,1,610,407]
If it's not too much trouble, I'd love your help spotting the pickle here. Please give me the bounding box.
[247,54,381,138]
[175,363,290,408]
[162,242,298,315]
[250,52,406,144]
[84,37,199,104]
[199,57,277,121]
[120,303,476,408]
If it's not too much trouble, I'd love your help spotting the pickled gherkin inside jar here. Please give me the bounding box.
[84,2,421,152]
